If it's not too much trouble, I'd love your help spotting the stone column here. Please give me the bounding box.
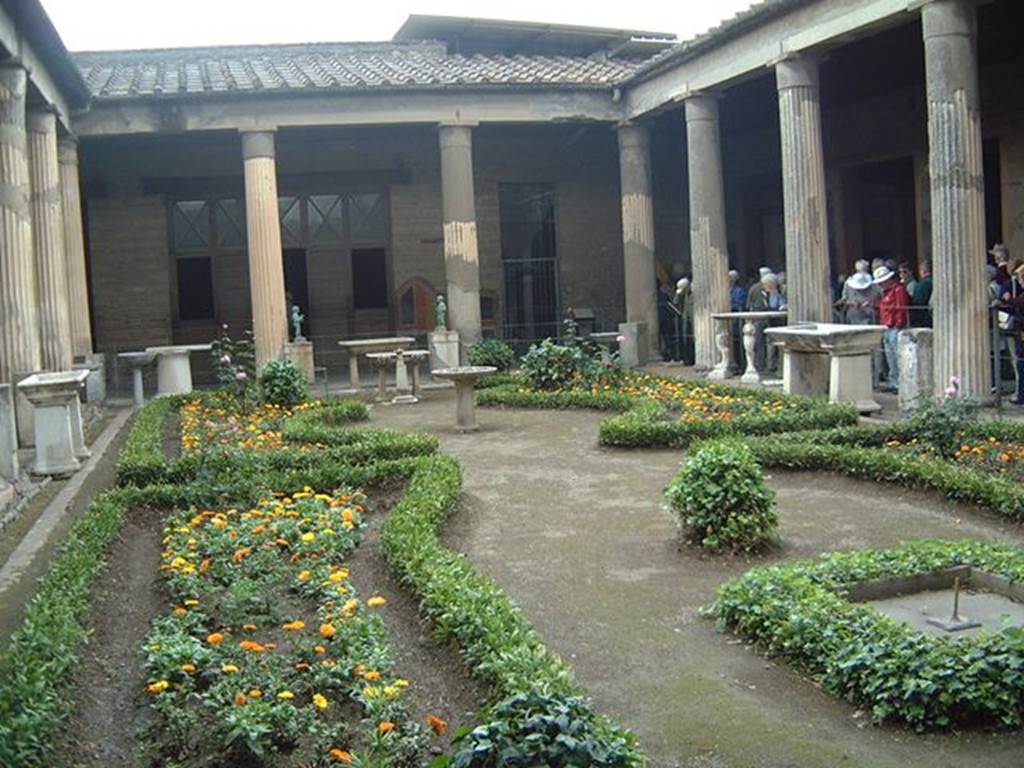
[617,123,659,355]
[241,130,288,371]
[776,54,832,324]
[58,138,92,358]
[922,0,989,399]
[438,124,482,355]
[28,109,72,372]
[0,64,41,383]
[685,96,729,370]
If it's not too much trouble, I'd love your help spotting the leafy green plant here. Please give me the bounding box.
[905,394,980,456]
[259,358,309,406]
[450,691,638,768]
[519,339,599,391]
[713,539,1024,730]
[665,440,776,552]
[211,326,257,400]
[467,338,516,373]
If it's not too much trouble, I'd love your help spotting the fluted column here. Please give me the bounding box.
[617,123,659,354]
[776,55,832,323]
[438,124,482,354]
[0,65,41,383]
[58,138,92,358]
[28,110,72,371]
[241,130,288,370]
[685,96,729,370]
[923,0,989,399]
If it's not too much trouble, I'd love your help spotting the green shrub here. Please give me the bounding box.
[115,397,178,487]
[450,691,638,768]
[905,395,980,455]
[519,339,597,391]
[467,338,516,372]
[713,539,1024,730]
[666,440,776,553]
[259,359,309,406]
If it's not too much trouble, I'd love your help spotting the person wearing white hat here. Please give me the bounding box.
[840,259,880,325]
[875,265,911,391]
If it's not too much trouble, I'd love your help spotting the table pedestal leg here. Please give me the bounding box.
[454,380,477,432]
[156,353,193,396]
[376,365,388,402]
[740,321,761,384]
[131,367,145,406]
[708,321,732,380]
[830,353,881,413]
[348,354,361,390]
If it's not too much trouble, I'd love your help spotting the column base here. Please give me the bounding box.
[618,322,649,368]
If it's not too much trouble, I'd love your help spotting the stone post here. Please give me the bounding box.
[241,131,288,371]
[28,109,73,372]
[58,138,93,359]
[922,0,989,399]
[438,124,482,357]
[617,123,659,357]
[685,96,729,370]
[0,64,41,384]
[775,55,832,323]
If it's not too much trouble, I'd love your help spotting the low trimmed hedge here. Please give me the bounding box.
[712,539,1024,730]
[115,396,179,486]
[280,397,368,443]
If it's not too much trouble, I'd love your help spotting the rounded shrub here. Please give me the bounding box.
[259,359,309,406]
[665,440,776,553]
[467,338,516,372]
[519,339,595,391]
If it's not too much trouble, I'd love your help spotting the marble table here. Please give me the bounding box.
[338,337,415,389]
[118,350,156,406]
[589,332,621,363]
[431,366,497,432]
[709,311,788,383]
[16,369,90,477]
[764,322,886,412]
[145,344,211,396]
[367,349,429,404]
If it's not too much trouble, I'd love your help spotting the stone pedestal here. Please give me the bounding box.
[618,123,659,355]
[74,353,106,402]
[439,124,483,351]
[338,336,415,389]
[830,354,881,413]
[118,351,155,407]
[147,344,211,396]
[432,366,496,432]
[284,339,315,384]
[429,329,460,376]
[782,351,830,397]
[618,321,649,368]
[898,328,935,413]
[17,370,89,477]
[0,383,18,481]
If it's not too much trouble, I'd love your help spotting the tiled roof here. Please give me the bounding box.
[73,41,645,100]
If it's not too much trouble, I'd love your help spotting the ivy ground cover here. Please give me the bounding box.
[712,539,1024,730]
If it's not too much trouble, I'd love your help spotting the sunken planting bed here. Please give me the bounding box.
[711,539,1024,731]
[0,393,641,767]
[477,371,858,448]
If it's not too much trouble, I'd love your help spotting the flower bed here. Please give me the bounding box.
[711,539,1024,730]
[477,372,857,448]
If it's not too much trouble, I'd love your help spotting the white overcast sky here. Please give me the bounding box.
[41,0,757,52]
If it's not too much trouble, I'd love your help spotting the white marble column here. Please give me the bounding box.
[922,0,989,399]
[776,54,832,324]
[28,109,72,372]
[0,64,41,383]
[617,123,659,355]
[58,138,92,359]
[241,130,288,371]
[438,124,482,355]
[685,96,729,370]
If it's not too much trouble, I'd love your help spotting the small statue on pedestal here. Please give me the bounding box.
[291,304,305,341]
[435,295,447,331]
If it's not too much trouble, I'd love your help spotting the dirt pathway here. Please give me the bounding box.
[371,392,1024,768]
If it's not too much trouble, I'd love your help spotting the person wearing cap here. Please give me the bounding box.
[840,269,878,325]
[910,260,933,327]
[875,265,911,391]
[748,273,785,374]
[994,261,1024,404]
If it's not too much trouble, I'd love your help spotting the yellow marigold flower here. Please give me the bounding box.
[341,598,359,615]
[313,693,328,709]
[183,599,199,606]
[394,678,409,687]
[297,570,312,581]
[172,607,188,617]
[277,690,294,700]
[301,532,315,543]
[282,620,306,631]
[314,645,326,654]
[180,663,196,674]
[146,680,170,694]
[222,664,239,674]
[383,685,400,699]
[319,623,336,638]
[366,596,386,608]
[363,686,380,699]
[249,688,263,698]
[328,570,347,584]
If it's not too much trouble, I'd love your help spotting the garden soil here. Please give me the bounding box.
[372,391,1024,768]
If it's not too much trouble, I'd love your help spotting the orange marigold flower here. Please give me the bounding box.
[242,623,257,631]
[363,670,381,682]
[232,547,252,563]
[234,692,247,706]
[172,607,188,617]
[319,623,336,638]
[207,632,225,645]
[239,640,265,653]
[378,721,395,734]
[249,688,263,698]
[198,558,211,575]
[328,748,354,764]
[146,680,170,694]
[426,714,448,735]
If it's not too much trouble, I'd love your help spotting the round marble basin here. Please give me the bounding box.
[431,366,497,381]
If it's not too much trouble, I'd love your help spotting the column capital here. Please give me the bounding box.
[57,136,79,166]
[27,107,58,134]
[438,123,474,151]
[240,130,276,161]
[684,93,721,123]
[616,121,650,150]
[920,0,975,39]
[775,54,820,91]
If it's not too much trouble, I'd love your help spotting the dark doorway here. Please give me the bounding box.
[983,138,1003,248]
[858,156,917,266]
[352,247,388,309]
[283,248,310,340]
[500,183,559,344]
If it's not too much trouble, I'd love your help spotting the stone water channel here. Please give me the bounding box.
[372,391,1024,768]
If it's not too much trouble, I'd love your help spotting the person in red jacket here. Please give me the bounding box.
[875,265,910,391]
